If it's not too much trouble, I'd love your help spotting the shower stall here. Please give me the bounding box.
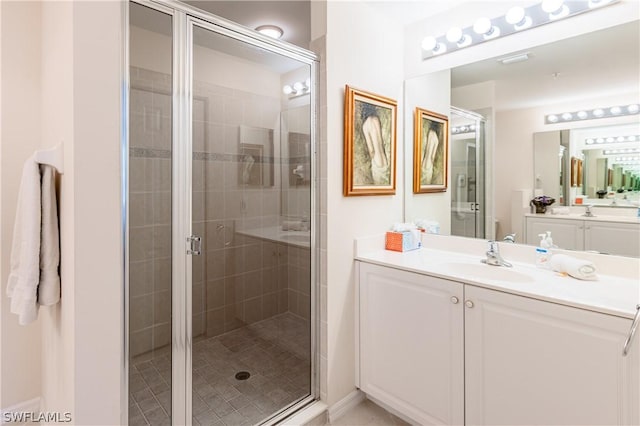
[450,107,486,239]
[125,2,318,424]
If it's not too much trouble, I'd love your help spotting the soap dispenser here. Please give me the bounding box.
[535,233,550,268]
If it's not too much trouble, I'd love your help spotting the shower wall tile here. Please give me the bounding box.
[130,260,153,297]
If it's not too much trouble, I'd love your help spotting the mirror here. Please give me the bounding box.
[405,20,639,254]
[534,123,640,208]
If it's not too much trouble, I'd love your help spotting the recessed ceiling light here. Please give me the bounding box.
[256,25,283,39]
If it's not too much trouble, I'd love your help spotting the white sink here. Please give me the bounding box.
[440,262,535,283]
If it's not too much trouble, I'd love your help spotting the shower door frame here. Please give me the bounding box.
[123,1,320,424]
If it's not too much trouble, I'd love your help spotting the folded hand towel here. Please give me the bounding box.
[38,164,60,306]
[7,154,41,325]
[551,207,570,215]
[549,254,598,281]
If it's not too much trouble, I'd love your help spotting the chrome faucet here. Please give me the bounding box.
[503,233,516,243]
[482,240,513,267]
[582,204,595,217]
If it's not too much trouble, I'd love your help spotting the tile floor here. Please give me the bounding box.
[129,313,311,425]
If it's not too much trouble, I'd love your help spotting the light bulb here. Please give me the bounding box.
[293,82,304,93]
[627,104,640,114]
[422,36,447,54]
[596,138,605,144]
[473,17,500,39]
[542,0,564,13]
[506,6,531,29]
[616,136,626,142]
[586,138,594,145]
[473,18,492,35]
[606,137,615,143]
[446,27,463,43]
[547,114,559,123]
[577,110,588,119]
[561,112,572,121]
[283,85,293,95]
[610,106,622,115]
[592,108,605,117]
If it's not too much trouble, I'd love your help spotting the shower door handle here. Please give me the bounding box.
[187,235,201,256]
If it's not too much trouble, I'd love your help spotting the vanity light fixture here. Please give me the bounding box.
[545,104,640,124]
[586,135,639,145]
[451,124,476,134]
[603,148,640,155]
[421,0,619,60]
[282,78,311,98]
[255,25,283,39]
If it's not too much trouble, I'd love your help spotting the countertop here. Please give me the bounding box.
[356,247,639,320]
[525,213,640,224]
[236,226,310,248]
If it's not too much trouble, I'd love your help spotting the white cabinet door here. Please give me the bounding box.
[465,285,639,426]
[584,220,640,257]
[525,216,583,249]
[358,262,464,425]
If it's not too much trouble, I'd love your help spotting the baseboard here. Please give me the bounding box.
[1,397,41,425]
[327,389,365,423]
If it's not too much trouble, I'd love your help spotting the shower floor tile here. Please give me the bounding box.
[130,313,311,425]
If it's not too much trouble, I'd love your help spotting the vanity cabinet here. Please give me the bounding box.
[357,261,640,426]
[525,215,640,257]
[465,285,638,426]
[357,262,464,425]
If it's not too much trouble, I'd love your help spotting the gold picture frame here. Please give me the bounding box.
[343,85,397,196]
[413,107,449,193]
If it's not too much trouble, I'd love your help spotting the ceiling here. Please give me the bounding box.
[451,20,640,111]
[141,2,639,112]
[185,1,311,48]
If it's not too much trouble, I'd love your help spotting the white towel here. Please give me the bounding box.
[7,154,42,325]
[38,164,60,306]
[549,254,598,281]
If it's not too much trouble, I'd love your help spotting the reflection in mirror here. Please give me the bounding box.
[280,105,311,219]
[407,20,639,257]
[450,107,486,239]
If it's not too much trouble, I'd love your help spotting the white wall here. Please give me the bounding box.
[323,1,404,405]
[0,0,43,409]
[71,2,124,423]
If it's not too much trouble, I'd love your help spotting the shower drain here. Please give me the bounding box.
[235,371,251,381]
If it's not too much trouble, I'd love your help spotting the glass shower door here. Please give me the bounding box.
[187,19,313,425]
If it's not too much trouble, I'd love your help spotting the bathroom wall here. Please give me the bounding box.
[0,0,43,410]
[323,0,405,406]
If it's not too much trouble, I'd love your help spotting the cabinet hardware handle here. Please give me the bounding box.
[451,296,459,304]
[465,300,474,308]
[623,304,640,356]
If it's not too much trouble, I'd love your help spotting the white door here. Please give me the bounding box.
[465,285,639,426]
[358,262,464,425]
